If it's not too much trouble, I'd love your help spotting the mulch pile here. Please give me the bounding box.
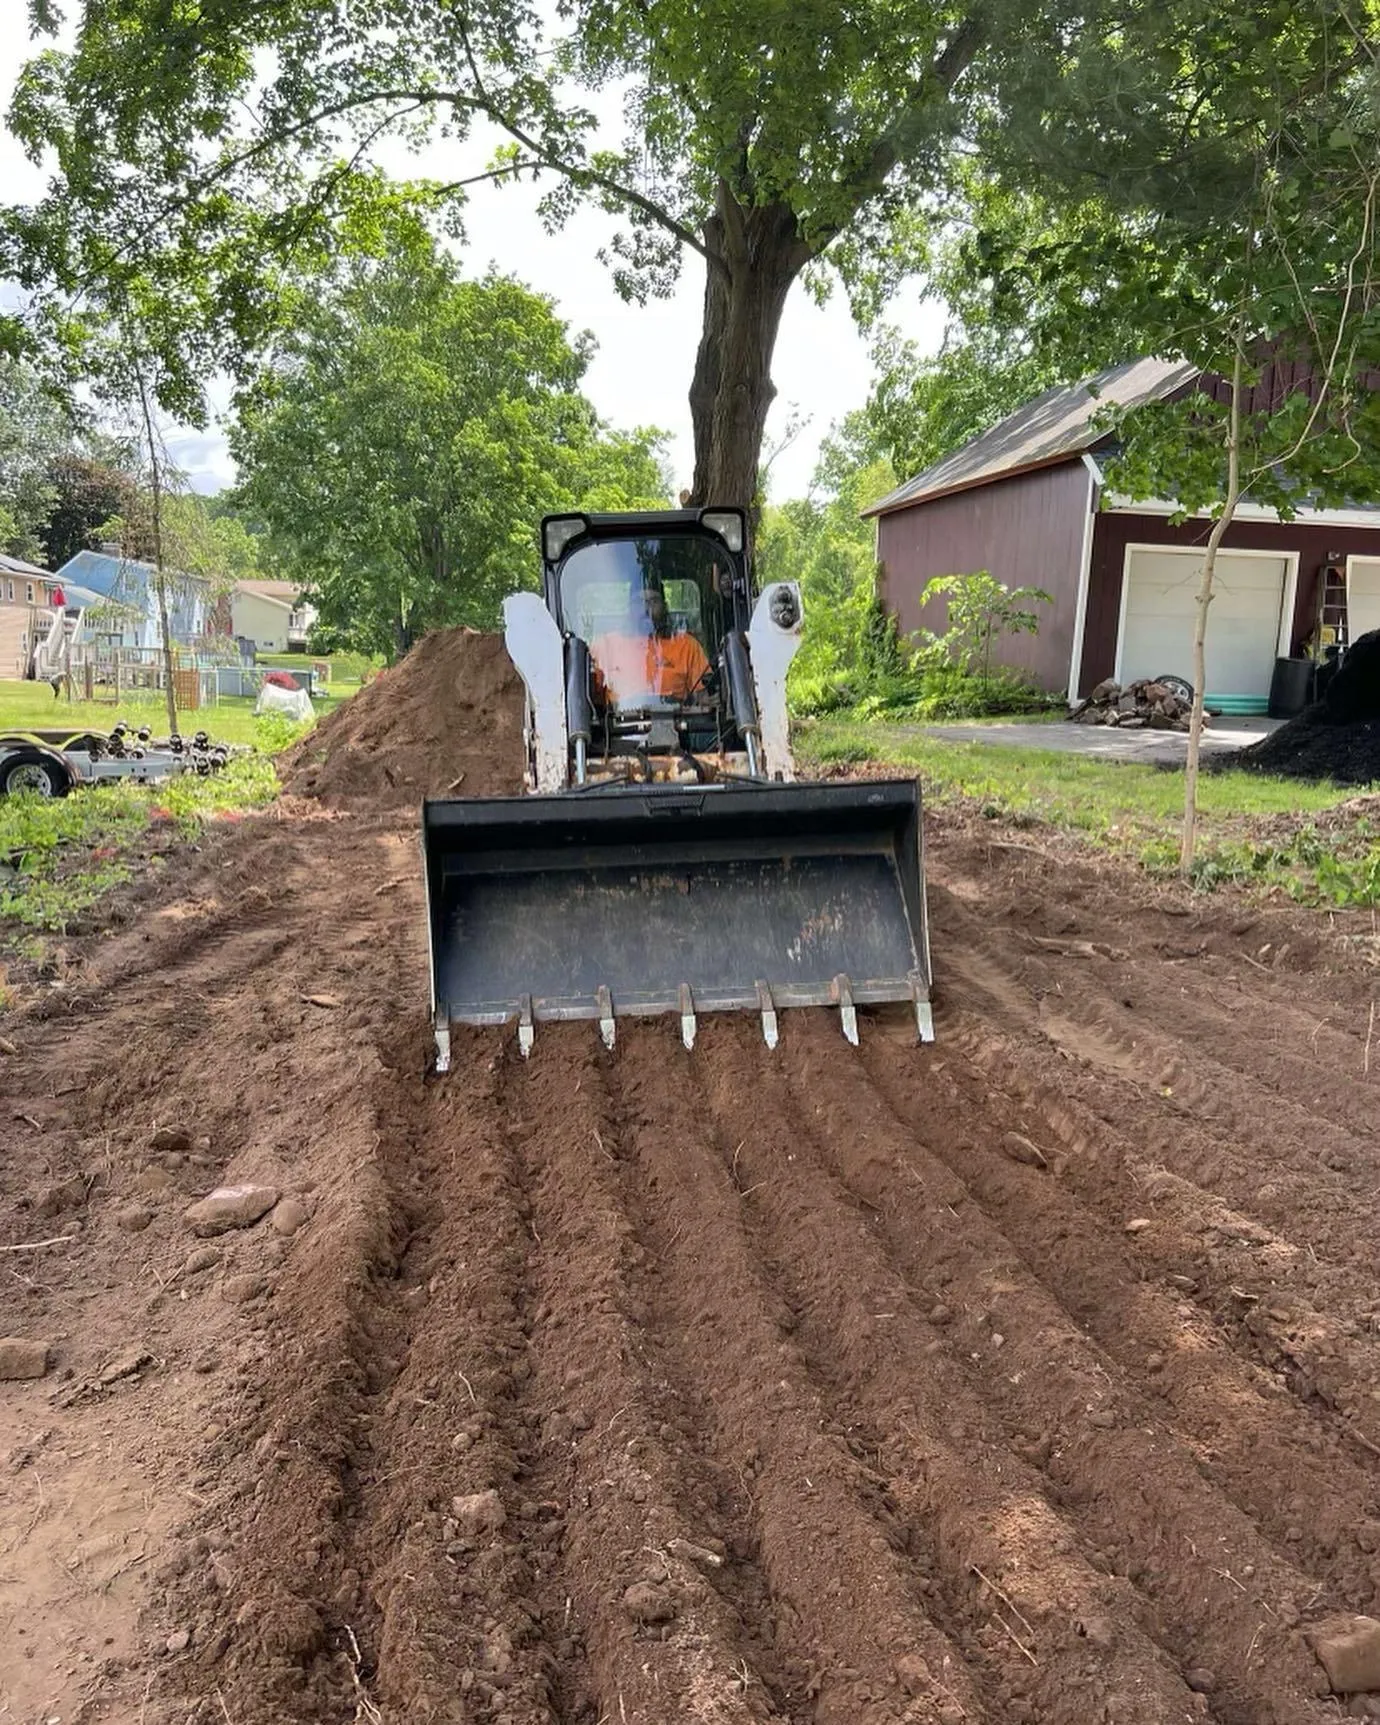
[1069,677,1197,731]
[280,629,526,806]
[1227,629,1380,785]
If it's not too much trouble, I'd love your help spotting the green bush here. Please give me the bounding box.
[252,711,314,754]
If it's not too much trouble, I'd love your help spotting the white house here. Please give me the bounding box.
[229,579,317,653]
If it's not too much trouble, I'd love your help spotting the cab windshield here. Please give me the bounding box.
[558,534,726,711]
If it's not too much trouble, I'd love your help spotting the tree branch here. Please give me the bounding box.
[1249,165,1380,482]
[452,24,721,273]
[428,161,544,193]
[809,10,987,253]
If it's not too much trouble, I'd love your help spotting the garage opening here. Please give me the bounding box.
[1117,548,1294,714]
[1346,556,1380,642]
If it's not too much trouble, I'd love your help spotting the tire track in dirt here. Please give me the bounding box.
[506,1028,813,1723]
[749,1016,1345,1722]
[329,1045,568,1725]
[570,1031,989,1725]
[932,974,1380,1467]
[927,861,1380,1466]
[856,1029,1380,1624]
[610,1021,1205,1725]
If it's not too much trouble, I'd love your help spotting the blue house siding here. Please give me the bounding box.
[57,550,208,647]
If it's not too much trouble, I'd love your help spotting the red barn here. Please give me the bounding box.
[864,358,1380,711]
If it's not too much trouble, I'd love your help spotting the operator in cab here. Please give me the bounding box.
[591,579,711,705]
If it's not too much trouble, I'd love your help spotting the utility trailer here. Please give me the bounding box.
[0,729,199,798]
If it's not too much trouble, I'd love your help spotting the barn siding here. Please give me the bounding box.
[1078,511,1380,694]
[876,458,1091,692]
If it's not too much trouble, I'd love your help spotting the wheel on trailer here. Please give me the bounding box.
[0,747,74,798]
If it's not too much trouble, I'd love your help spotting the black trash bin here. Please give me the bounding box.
[1268,656,1315,719]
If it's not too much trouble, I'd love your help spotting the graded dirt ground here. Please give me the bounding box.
[3,639,1380,1725]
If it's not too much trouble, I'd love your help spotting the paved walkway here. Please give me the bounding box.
[923,715,1281,765]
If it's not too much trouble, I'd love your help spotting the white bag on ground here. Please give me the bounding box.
[254,683,315,722]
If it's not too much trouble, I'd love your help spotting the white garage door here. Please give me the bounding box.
[1119,548,1292,700]
[1347,557,1380,641]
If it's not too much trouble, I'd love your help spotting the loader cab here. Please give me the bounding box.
[541,509,753,758]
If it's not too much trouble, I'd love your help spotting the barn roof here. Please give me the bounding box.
[863,357,1196,518]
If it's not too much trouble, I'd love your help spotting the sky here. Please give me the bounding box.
[0,13,946,501]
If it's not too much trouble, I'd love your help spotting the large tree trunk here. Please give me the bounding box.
[686,192,812,513]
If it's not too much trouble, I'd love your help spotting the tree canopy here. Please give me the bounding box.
[0,357,77,561]
[229,228,667,657]
[2,0,1132,510]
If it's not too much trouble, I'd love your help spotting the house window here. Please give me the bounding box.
[5,581,12,602]
[25,583,34,604]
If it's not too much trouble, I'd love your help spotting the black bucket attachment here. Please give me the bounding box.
[422,780,931,1067]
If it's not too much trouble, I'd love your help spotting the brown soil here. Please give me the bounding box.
[4,709,1380,1722]
[281,629,527,805]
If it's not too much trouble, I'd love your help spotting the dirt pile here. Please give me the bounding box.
[1228,630,1380,785]
[1322,628,1380,725]
[1069,676,1196,731]
[282,629,526,806]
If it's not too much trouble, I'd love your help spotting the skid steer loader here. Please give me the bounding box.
[422,507,932,1068]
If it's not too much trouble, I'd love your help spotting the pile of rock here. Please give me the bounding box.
[1069,678,1200,731]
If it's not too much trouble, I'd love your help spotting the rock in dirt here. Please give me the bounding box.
[35,1175,88,1216]
[270,1198,309,1237]
[894,1652,933,1696]
[220,1273,266,1305]
[666,1537,724,1571]
[1002,1131,1049,1169]
[165,1628,191,1655]
[1309,1616,1380,1693]
[185,1184,279,1236]
[150,1126,193,1155]
[622,1581,677,1624]
[451,1489,506,1537]
[1185,1668,1216,1693]
[184,1246,220,1274]
[0,1337,50,1380]
[115,1202,154,1233]
[136,1165,177,1197]
[99,1347,154,1385]
[1076,1615,1117,1651]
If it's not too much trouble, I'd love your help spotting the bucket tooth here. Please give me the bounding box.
[678,983,697,1051]
[597,985,616,1050]
[434,1007,452,1076]
[755,980,779,1050]
[518,995,535,1059]
[832,974,859,1046]
[909,969,935,1044]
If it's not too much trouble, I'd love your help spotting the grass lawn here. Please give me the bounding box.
[0,670,364,962]
[796,717,1380,906]
[0,677,360,748]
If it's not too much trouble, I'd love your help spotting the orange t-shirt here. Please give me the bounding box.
[592,632,711,703]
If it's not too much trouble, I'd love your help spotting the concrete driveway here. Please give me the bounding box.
[923,714,1281,765]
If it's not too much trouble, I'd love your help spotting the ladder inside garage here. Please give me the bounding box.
[1316,561,1348,650]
